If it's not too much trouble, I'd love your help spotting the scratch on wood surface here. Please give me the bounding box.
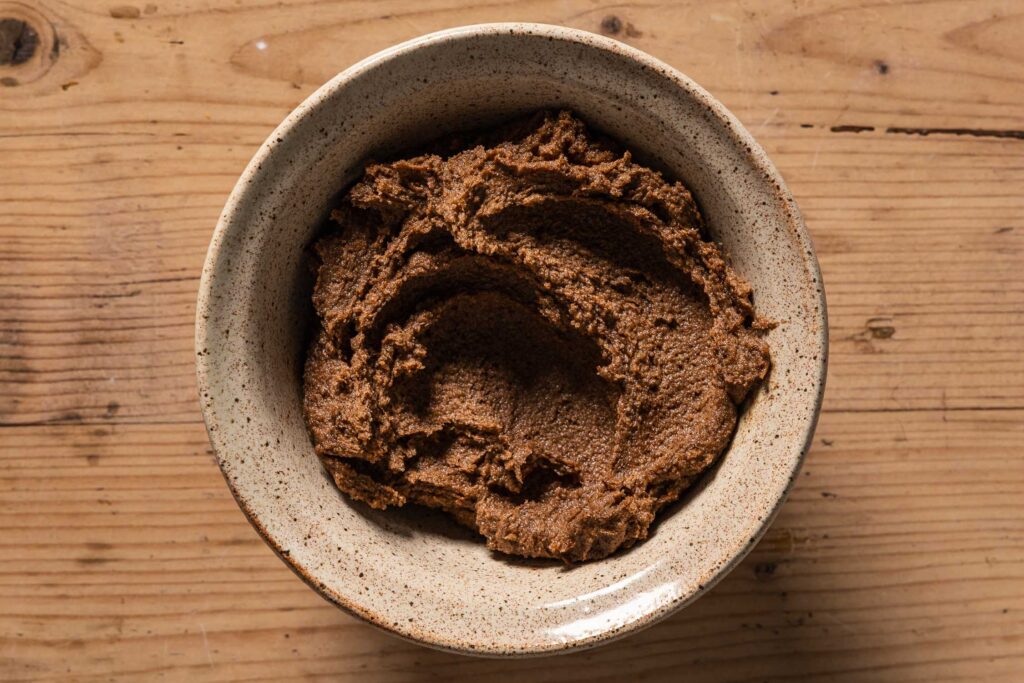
[199,622,213,666]
[810,133,824,170]
[753,107,780,136]
[820,611,858,635]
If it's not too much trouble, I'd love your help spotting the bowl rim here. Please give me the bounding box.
[196,21,829,657]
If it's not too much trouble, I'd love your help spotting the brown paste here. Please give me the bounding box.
[303,111,770,563]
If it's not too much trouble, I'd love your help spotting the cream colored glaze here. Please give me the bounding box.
[196,23,827,656]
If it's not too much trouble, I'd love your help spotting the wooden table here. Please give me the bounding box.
[2,1,1022,680]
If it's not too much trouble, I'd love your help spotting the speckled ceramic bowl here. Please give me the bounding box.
[196,23,827,656]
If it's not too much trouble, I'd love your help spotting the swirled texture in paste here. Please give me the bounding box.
[303,111,770,563]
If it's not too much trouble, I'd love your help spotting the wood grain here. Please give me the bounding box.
[1,0,1022,680]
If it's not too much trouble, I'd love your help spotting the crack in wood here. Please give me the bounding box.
[827,125,1024,140]
[886,126,1024,140]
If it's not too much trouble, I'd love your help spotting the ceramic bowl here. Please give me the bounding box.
[196,23,827,656]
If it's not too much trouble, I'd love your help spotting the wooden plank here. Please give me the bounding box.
[0,411,1021,681]
[3,3,1022,424]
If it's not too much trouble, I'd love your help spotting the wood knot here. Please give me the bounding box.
[753,562,778,580]
[109,5,141,19]
[866,317,895,339]
[599,14,643,38]
[600,15,623,35]
[0,17,38,65]
[0,2,100,90]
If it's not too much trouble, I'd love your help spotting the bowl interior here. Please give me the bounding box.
[196,24,826,656]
